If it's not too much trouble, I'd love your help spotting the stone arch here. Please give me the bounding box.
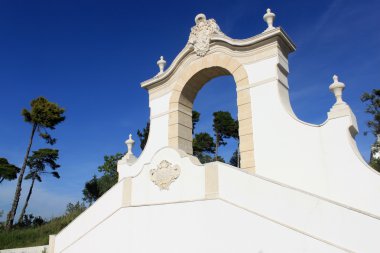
[168,53,255,172]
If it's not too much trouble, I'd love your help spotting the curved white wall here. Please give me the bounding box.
[53,150,380,253]
[245,57,380,216]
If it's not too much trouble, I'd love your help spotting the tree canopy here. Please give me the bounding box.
[6,96,65,230]
[82,153,124,204]
[0,158,20,184]
[361,89,380,137]
[25,149,60,182]
[192,110,200,134]
[137,122,150,150]
[193,132,215,156]
[22,97,65,144]
[212,111,238,159]
[361,89,380,172]
[18,149,60,224]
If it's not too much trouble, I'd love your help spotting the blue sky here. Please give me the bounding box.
[0,0,379,220]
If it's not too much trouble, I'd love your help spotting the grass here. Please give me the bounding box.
[0,210,81,250]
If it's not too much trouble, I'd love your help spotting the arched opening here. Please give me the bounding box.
[192,75,239,165]
[168,53,255,172]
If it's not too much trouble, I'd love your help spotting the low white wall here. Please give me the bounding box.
[217,162,380,253]
[53,148,380,253]
[54,178,126,252]
[0,246,47,253]
[60,200,348,253]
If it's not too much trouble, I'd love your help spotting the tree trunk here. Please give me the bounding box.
[215,135,219,161]
[5,123,37,230]
[0,177,4,184]
[17,176,36,224]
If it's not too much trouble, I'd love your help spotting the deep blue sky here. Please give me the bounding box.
[1,0,379,219]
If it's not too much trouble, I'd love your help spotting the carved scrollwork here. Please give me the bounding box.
[188,14,223,57]
[150,160,181,190]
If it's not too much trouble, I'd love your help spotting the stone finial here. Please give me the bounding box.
[263,8,276,31]
[125,134,135,156]
[329,75,346,104]
[123,134,137,165]
[195,13,206,24]
[157,56,166,74]
[121,134,137,165]
[188,13,223,57]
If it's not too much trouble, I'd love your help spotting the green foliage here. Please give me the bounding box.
[17,149,61,223]
[192,111,215,163]
[16,214,46,228]
[0,158,20,184]
[229,149,240,167]
[0,207,84,249]
[25,149,60,181]
[65,202,86,215]
[22,97,65,129]
[195,153,214,163]
[192,110,200,134]
[361,89,380,137]
[22,97,65,145]
[370,157,380,172]
[212,111,238,159]
[214,156,225,163]
[6,97,65,230]
[361,89,380,172]
[195,153,224,163]
[191,110,239,164]
[137,122,150,150]
[82,174,118,205]
[231,120,239,140]
[193,132,215,156]
[83,153,123,204]
[97,153,123,180]
[370,142,380,172]
[82,175,100,205]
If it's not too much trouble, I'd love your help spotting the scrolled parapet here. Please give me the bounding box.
[327,75,358,134]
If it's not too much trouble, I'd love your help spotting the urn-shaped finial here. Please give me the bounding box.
[329,75,346,105]
[125,134,135,155]
[157,56,166,74]
[263,8,276,31]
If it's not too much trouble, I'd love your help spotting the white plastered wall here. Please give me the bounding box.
[118,92,172,178]
[118,32,380,218]
[53,148,380,253]
[48,15,380,253]
[242,56,380,216]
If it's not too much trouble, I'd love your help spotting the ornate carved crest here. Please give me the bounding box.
[150,160,181,190]
[188,14,223,57]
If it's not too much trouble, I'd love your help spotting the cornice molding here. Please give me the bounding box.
[141,27,296,90]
